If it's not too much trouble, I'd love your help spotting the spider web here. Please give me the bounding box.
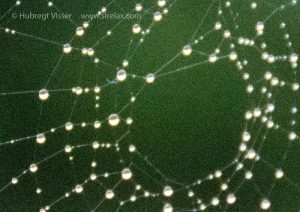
[0,0,299,211]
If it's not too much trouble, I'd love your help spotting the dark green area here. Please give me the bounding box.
[0,0,299,211]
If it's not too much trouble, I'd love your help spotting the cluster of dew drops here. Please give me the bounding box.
[2,0,300,211]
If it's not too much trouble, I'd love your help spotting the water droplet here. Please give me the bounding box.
[182,45,192,56]
[163,186,173,197]
[105,190,115,199]
[260,199,271,210]
[121,168,133,180]
[163,203,173,212]
[75,185,83,193]
[29,163,38,173]
[153,12,162,22]
[65,122,73,131]
[275,169,284,179]
[158,0,166,7]
[146,73,155,83]
[132,24,141,34]
[226,194,236,204]
[116,69,127,82]
[135,3,143,12]
[36,134,46,144]
[76,27,84,36]
[108,114,120,127]
[63,44,72,53]
[39,89,49,101]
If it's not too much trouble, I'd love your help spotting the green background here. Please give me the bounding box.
[0,0,299,211]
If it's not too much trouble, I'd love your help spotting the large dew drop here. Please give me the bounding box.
[63,44,72,53]
[153,12,162,22]
[105,190,115,199]
[36,134,46,144]
[163,203,173,212]
[108,114,120,127]
[163,186,174,197]
[121,168,133,180]
[158,0,166,7]
[29,163,38,173]
[116,69,127,82]
[75,185,83,193]
[65,122,74,131]
[146,73,155,83]
[182,45,192,56]
[226,193,236,204]
[39,89,49,101]
[132,24,141,34]
[260,199,271,210]
[76,27,84,36]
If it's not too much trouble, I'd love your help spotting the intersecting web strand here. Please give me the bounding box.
[0,0,299,211]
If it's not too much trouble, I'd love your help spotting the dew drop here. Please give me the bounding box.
[105,190,115,199]
[76,27,84,36]
[132,24,142,34]
[146,73,155,83]
[121,168,133,180]
[163,203,173,212]
[63,44,72,53]
[226,193,236,204]
[108,114,120,127]
[116,69,127,82]
[39,89,49,101]
[36,134,46,144]
[65,122,73,131]
[182,45,192,56]
[29,163,38,173]
[163,186,174,197]
[75,185,83,193]
[153,12,162,22]
[260,199,271,210]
